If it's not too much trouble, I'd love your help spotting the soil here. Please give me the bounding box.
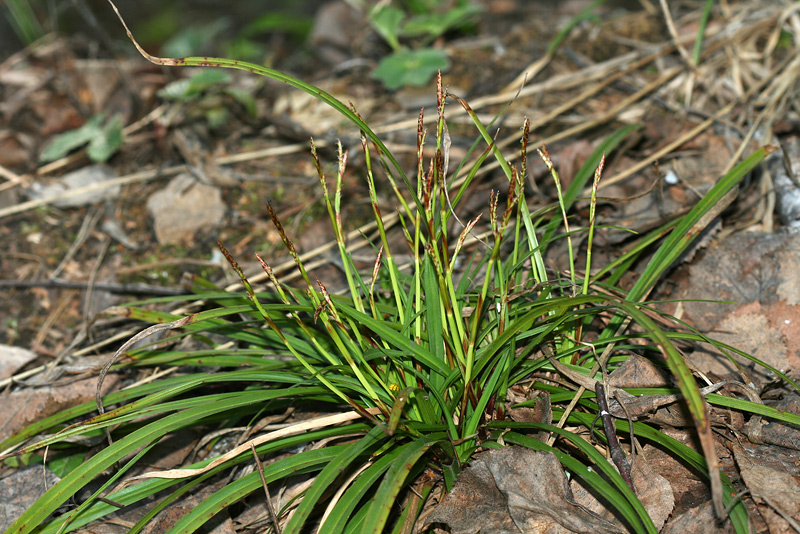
[2,0,800,532]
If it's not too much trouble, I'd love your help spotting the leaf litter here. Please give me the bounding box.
[1,0,800,532]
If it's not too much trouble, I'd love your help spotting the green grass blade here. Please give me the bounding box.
[363,434,445,533]
[38,425,370,534]
[4,388,325,533]
[546,0,606,54]
[0,373,208,452]
[707,394,800,424]
[692,0,715,65]
[336,304,450,376]
[282,426,386,534]
[541,124,641,250]
[614,299,724,518]
[319,448,397,532]
[626,146,772,303]
[165,445,355,534]
[422,255,446,363]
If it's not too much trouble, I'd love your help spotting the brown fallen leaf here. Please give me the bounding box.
[608,353,672,389]
[570,455,675,532]
[423,455,518,534]
[508,393,552,443]
[0,372,121,444]
[661,501,734,534]
[424,447,623,534]
[638,439,708,516]
[731,442,800,534]
[675,231,800,387]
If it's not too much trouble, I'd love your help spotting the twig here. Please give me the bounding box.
[250,442,281,534]
[756,494,800,532]
[50,207,103,279]
[0,163,26,192]
[595,383,634,491]
[612,388,637,457]
[84,234,111,319]
[658,0,695,69]
[547,315,633,447]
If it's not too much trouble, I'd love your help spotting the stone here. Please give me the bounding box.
[26,164,120,208]
[146,173,225,245]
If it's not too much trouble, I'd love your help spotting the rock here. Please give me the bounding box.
[146,173,225,245]
[0,466,61,531]
[0,343,37,380]
[26,164,120,208]
[773,136,800,229]
[308,1,363,65]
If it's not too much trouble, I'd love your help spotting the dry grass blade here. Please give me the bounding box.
[0,139,330,220]
[96,314,195,415]
[658,0,695,69]
[128,409,381,481]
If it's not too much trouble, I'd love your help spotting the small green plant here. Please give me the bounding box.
[225,11,312,62]
[146,9,310,63]
[158,69,258,129]
[39,112,124,163]
[369,0,481,89]
[159,18,231,58]
[2,4,795,533]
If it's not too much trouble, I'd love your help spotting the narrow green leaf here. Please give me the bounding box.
[627,146,772,302]
[5,388,324,533]
[319,449,397,532]
[35,425,369,534]
[364,434,444,533]
[337,304,450,376]
[616,299,724,520]
[546,0,606,53]
[166,445,356,534]
[707,394,800,425]
[541,124,641,250]
[692,0,715,65]
[422,255,445,362]
[282,427,386,534]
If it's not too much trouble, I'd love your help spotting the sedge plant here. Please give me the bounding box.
[1,4,798,533]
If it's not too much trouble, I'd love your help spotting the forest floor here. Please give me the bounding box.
[2,1,800,532]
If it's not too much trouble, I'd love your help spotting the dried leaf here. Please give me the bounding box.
[732,443,800,533]
[425,447,623,534]
[571,456,674,532]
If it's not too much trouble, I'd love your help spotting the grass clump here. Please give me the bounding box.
[0,5,792,533]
